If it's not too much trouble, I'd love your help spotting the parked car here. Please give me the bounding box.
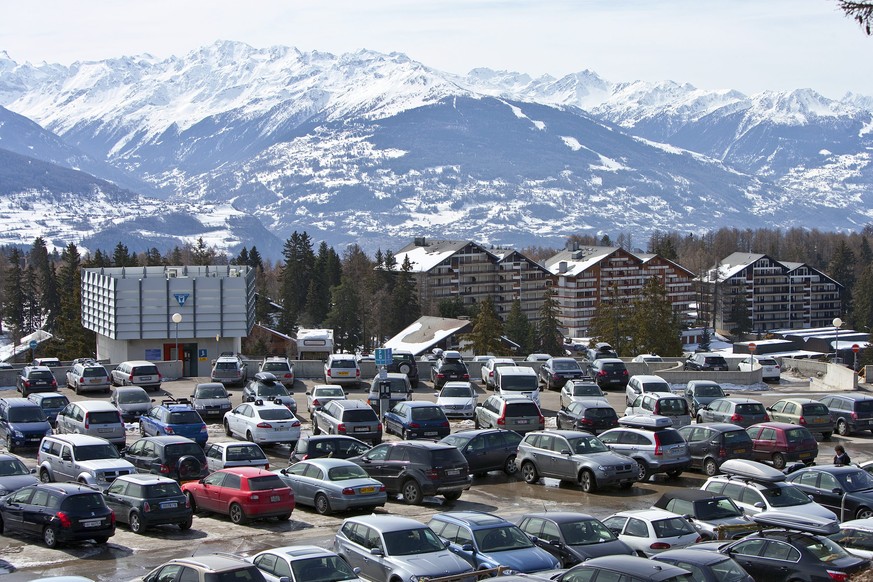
[431,357,471,390]
[306,384,347,416]
[651,549,754,582]
[288,435,371,464]
[737,355,781,382]
[829,517,873,559]
[64,359,111,394]
[625,393,691,428]
[137,554,267,582]
[17,365,58,397]
[334,515,474,582]
[32,357,61,368]
[684,352,729,372]
[223,399,301,447]
[560,381,607,409]
[205,441,269,471]
[275,458,387,514]
[366,373,412,412]
[0,397,53,452]
[36,434,136,490]
[383,401,451,440]
[746,422,818,469]
[602,509,701,557]
[677,422,754,476]
[588,358,629,390]
[701,459,838,520]
[427,511,561,573]
[0,452,39,495]
[249,546,363,582]
[386,349,420,388]
[313,399,382,445]
[55,400,127,447]
[140,398,208,447]
[696,397,769,428]
[435,381,477,419]
[632,354,664,364]
[786,464,873,521]
[440,429,522,476]
[189,382,232,420]
[766,398,834,439]
[556,400,619,434]
[109,386,153,422]
[121,435,208,481]
[625,374,673,406]
[103,472,192,533]
[820,393,873,436]
[259,356,295,388]
[495,366,541,406]
[539,357,586,390]
[525,353,553,362]
[0,482,115,548]
[481,357,516,390]
[324,354,361,387]
[243,372,298,414]
[110,360,162,391]
[598,415,691,481]
[210,352,248,387]
[557,555,694,582]
[181,467,294,524]
[474,395,545,434]
[586,343,618,362]
[652,489,756,540]
[517,511,633,567]
[348,440,471,504]
[684,380,727,417]
[28,392,70,427]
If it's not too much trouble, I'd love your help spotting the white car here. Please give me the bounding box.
[249,545,365,582]
[435,381,477,419]
[631,354,663,364]
[480,357,515,389]
[306,384,347,415]
[830,518,873,559]
[525,353,551,362]
[204,441,269,471]
[324,354,361,387]
[602,509,700,557]
[560,380,608,409]
[223,400,301,446]
[737,355,781,382]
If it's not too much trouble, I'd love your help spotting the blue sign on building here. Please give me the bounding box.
[374,348,393,366]
[174,293,190,307]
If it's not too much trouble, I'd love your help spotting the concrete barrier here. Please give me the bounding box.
[652,369,763,386]
[781,358,857,392]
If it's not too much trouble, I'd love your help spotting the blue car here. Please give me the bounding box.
[139,399,208,446]
[0,398,53,453]
[27,393,70,427]
[427,511,562,574]
[383,401,451,440]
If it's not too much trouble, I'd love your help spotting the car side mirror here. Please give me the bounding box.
[278,577,291,582]
[476,403,482,407]
[766,407,773,412]
[29,468,36,474]
[682,514,694,521]
[61,453,71,461]
[151,398,156,403]
[305,392,311,396]
[189,394,195,399]
[549,539,564,547]
[808,495,815,501]
[724,393,730,397]
[461,543,474,551]
[754,502,765,509]
[560,449,572,455]
[832,488,844,495]
[369,548,383,556]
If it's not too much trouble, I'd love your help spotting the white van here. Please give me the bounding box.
[494,366,540,406]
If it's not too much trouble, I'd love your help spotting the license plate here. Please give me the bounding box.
[799,452,812,459]
[90,378,102,383]
[734,448,747,454]
[424,431,437,436]
[360,486,375,494]
[610,379,621,383]
[270,495,280,502]
[81,519,102,528]
[517,419,529,424]
[139,376,152,381]
[814,418,826,423]
[160,501,178,509]
[337,371,349,376]
[446,469,461,475]
[274,427,284,431]
[354,427,369,432]
[98,428,113,433]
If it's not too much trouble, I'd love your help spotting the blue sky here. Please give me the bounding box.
[2,0,870,97]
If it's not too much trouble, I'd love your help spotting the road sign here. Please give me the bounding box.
[853,344,860,353]
[28,340,38,350]
[375,348,393,366]
[748,343,756,353]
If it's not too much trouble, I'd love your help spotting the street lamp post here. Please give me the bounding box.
[833,317,843,365]
[172,313,182,372]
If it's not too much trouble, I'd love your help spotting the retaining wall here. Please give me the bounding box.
[780,358,857,392]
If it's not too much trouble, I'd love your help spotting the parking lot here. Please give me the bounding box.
[1,372,872,581]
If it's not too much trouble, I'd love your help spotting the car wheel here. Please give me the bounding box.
[246,431,254,442]
[666,469,682,479]
[696,415,705,424]
[772,453,786,470]
[43,525,59,548]
[704,458,720,477]
[129,511,144,534]
[5,435,14,453]
[473,417,480,429]
[837,419,850,436]
[314,493,331,515]
[229,502,248,524]
[636,460,651,482]
[443,492,462,503]
[224,421,232,437]
[179,516,193,531]
[312,419,321,435]
[402,480,423,505]
[579,470,597,493]
[139,423,146,437]
[39,468,52,483]
[503,455,518,475]
[186,492,198,514]
[521,461,539,484]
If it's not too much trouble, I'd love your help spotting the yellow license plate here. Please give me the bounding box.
[360,486,375,494]
[814,418,826,423]
[337,371,349,376]
[799,452,812,458]
[734,449,746,454]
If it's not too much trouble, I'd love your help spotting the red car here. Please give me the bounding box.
[181,467,294,524]
[745,422,818,469]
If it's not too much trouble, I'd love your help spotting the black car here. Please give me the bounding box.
[431,359,470,390]
[243,372,297,414]
[819,393,873,436]
[539,358,586,391]
[349,440,472,505]
[556,555,692,582]
[122,436,209,482]
[786,464,873,521]
[517,511,634,567]
[386,350,420,389]
[677,423,754,476]
[0,453,39,496]
[652,549,753,582]
[288,434,371,464]
[440,429,522,476]
[684,353,729,372]
[0,482,115,548]
[104,473,193,533]
[587,358,629,390]
[556,400,619,434]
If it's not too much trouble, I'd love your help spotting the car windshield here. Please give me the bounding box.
[475,525,534,552]
[117,391,150,404]
[837,469,873,492]
[411,407,445,421]
[259,408,294,421]
[8,408,47,423]
[0,458,30,476]
[74,444,121,460]
[383,528,445,556]
[695,385,724,397]
[226,446,267,461]
[568,436,610,454]
[694,497,743,519]
[441,386,472,398]
[553,360,582,371]
[291,556,358,582]
[653,517,696,538]
[257,384,289,397]
[559,519,617,545]
[573,385,602,397]
[327,465,370,481]
[762,485,811,507]
[196,385,228,398]
[168,411,202,424]
[796,534,851,563]
[315,387,345,398]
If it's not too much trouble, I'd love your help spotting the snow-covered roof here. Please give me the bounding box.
[383,316,472,355]
[544,247,619,277]
[735,339,793,347]
[0,329,53,363]
[393,241,467,272]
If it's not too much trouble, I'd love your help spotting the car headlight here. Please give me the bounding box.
[12,430,23,438]
[500,569,518,576]
[45,428,53,436]
[409,576,419,582]
[596,465,608,472]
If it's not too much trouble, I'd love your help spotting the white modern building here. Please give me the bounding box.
[81,265,256,375]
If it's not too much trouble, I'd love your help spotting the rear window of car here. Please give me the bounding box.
[643,382,672,393]
[262,362,291,372]
[168,411,202,424]
[87,411,120,424]
[144,482,184,498]
[29,370,55,381]
[658,399,687,414]
[440,363,468,373]
[586,407,617,419]
[165,442,205,459]
[247,475,286,491]
[505,402,541,417]
[343,409,378,422]
[215,362,240,370]
[784,428,811,443]
[83,367,108,377]
[857,400,873,413]
[601,362,625,371]
[802,403,829,416]
[61,493,105,511]
[573,384,602,396]
[331,359,357,369]
[258,408,294,421]
[411,407,444,421]
[393,353,415,363]
[428,448,467,466]
[655,429,685,445]
[723,430,753,444]
[132,366,159,376]
[735,404,765,415]
[226,446,267,461]
[705,357,727,364]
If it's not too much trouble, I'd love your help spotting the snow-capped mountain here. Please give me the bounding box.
[0,40,871,257]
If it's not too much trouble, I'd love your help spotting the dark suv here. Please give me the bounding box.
[17,366,58,397]
[349,441,472,505]
[122,435,209,481]
[104,473,193,533]
[440,429,523,476]
[431,358,470,390]
[819,393,873,436]
[387,350,420,388]
[588,358,629,390]
[684,353,729,372]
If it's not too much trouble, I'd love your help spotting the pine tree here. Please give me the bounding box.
[852,265,873,333]
[144,247,164,266]
[388,256,421,336]
[325,279,363,353]
[628,278,683,356]
[192,237,216,265]
[699,327,712,352]
[56,243,94,358]
[438,297,468,319]
[21,264,39,334]
[464,296,504,355]
[534,289,564,356]
[829,240,856,317]
[112,242,136,267]
[234,247,250,266]
[504,299,533,354]
[278,231,315,333]
[3,248,26,342]
[30,238,59,331]
[588,283,632,355]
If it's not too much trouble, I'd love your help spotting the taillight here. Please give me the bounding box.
[84,413,90,429]
[425,469,439,480]
[409,423,421,429]
[143,501,152,513]
[165,426,175,434]
[23,380,31,388]
[264,462,269,469]
[622,370,628,376]
[106,376,111,383]
[718,448,727,458]
[653,433,663,456]
[441,421,449,428]
[257,422,272,428]
[327,370,332,377]
[56,512,72,528]
[730,413,743,423]
[291,420,300,427]
[852,412,859,420]
[313,399,321,407]
[355,369,360,378]
[377,423,383,431]
[79,377,85,384]
[763,414,770,422]
[489,371,494,378]
[51,379,57,387]
[827,570,849,582]
[337,423,347,433]
[497,415,506,425]
[538,414,545,425]
[437,373,445,379]
[463,374,469,380]
[184,496,191,508]
[649,542,671,550]
[157,373,162,381]
[598,370,607,377]
[552,373,560,380]
[654,403,661,414]
[129,374,134,382]
[284,373,293,379]
[341,487,355,496]
[110,510,115,526]
[158,464,170,474]
[581,418,594,426]
[378,485,386,492]
[799,416,807,425]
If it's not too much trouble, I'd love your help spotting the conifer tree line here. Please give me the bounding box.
[2,225,873,363]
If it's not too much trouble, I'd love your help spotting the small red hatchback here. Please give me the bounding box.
[745,422,818,469]
[181,466,294,524]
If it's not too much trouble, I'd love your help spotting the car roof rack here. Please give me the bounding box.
[618,414,673,430]
[752,510,839,536]
[719,459,786,483]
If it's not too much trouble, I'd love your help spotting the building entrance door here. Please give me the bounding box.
[163,342,199,377]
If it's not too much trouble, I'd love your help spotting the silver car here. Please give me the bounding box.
[204,442,269,471]
[275,458,387,515]
[110,386,154,422]
[334,515,474,582]
[190,382,232,420]
[598,417,691,482]
[65,360,111,394]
